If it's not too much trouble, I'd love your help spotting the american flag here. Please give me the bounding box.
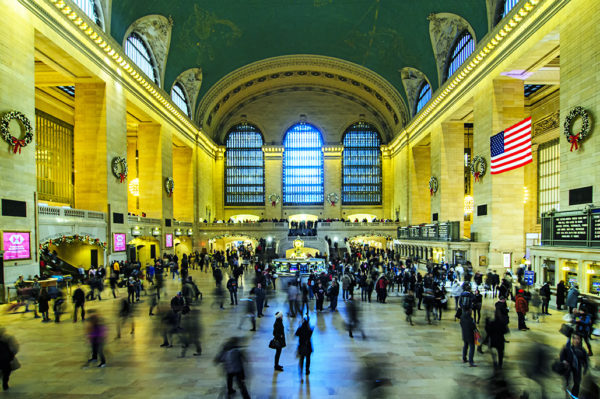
[490,117,532,175]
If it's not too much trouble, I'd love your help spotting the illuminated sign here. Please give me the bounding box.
[2,231,31,260]
[113,233,127,252]
[165,233,173,248]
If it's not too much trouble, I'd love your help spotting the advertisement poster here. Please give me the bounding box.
[113,233,127,252]
[2,231,31,260]
[165,233,173,248]
[503,253,511,268]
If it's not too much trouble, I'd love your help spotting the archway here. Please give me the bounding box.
[39,235,107,275]
[128,236,160,266]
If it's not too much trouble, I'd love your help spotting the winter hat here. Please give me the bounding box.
[275,311,283,319]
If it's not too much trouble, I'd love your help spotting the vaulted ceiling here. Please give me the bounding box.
[110,0,489,120]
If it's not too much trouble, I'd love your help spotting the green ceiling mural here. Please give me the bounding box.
[110,0,488,111]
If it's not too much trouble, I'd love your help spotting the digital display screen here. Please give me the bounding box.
[165,233,173,248]
[113,233,127,252]
[2,231,31,260]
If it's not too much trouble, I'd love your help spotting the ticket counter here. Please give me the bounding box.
[561,260,579,288]
[586,263,600,296]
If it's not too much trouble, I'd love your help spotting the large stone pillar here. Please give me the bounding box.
[430,121,464,230]
[137,123,162,219]
[408,145,431,224]
[559,0,600,210]
[213,148,225,220]
[173,145,194,222]
[472,77,525,271]
[323,146,342,219]
[0,2,37,282]
[263,146,283,220]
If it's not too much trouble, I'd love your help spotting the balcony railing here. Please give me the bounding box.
[128,215,162,225]
[38,205,105,221]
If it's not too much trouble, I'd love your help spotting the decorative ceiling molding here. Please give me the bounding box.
[428,12,476,86]
[123,14,173,88]
[196,55,409,136]
[400,67,431,117]
[214,85,393,144]
[173,68,203,119]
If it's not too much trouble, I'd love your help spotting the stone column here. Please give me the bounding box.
[173,145,194,222]
[472,77,526,271]
[430,121,464,231]
[0,3,37,282]
[137,123,162,219]
[212,148,224,221]
[263,146,283,220]
[408,145,431,224]
[323,146,342,219]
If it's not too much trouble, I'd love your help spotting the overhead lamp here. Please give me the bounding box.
[129,178,140,197]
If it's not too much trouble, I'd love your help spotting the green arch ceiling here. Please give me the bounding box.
[110,0,488,112]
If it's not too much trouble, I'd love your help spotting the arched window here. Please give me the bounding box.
[73,0,102,27]
[171,83,190,117]
[446,31,475,81]
[415,81,432,114]
[125,32,159,85]
[283,123,324,205]
[225,124,264,206]
[342,122,382,205]
[501,0,520,20]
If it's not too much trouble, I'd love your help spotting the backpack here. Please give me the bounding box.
[459,293,473,310]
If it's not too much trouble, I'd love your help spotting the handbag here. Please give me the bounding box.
[268,339,281,350]
[474,331,481,346]
[559,323,574,337]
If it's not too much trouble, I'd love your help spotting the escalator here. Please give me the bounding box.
[39,251,83,282]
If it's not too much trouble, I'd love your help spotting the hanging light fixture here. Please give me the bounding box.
[464,195,474,214]
[129,178,140,197]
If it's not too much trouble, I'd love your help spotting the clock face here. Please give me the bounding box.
[294,239,303,249]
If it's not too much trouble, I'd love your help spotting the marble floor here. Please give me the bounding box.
[1,269,597,398]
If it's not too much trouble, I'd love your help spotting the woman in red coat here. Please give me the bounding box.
[515,289,529,331]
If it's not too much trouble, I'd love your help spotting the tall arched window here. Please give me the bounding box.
[342,122,382,205]
[283,123,324,205]
[446,31,475,81]
[501,0,520,20]
[73,0,102,27]
[125,32,159,85]
[171,83,190,117]
[415,81,432,114]
[225,124,264,206]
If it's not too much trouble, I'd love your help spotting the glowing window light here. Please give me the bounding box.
[129,178,140,197]
[464,195,474,214]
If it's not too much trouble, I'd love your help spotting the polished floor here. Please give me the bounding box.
[1,269,597,398]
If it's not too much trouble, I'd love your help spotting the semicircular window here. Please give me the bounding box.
[171,83,190,117]
[501,0,520,20]
[283,123,324,205]
[73,0,102,27]
[342,122,381,205]
[415,81,432,114]
[125,32,159,85]
[446,31,475,81]
[225,124,264,206]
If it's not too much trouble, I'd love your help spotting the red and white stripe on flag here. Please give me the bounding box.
[490,117,532,175]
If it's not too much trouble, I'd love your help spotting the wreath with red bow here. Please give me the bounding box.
[111,156,128,183]
[165,177,175,197]
[469,155,487,182]
[428,176,438,196]
[1,111,34,154]
[564,107,591,152]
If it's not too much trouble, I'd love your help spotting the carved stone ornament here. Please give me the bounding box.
[532,111,560,137]
[124,15,173,87]
[428,13,476,86]
[400,67,431,116]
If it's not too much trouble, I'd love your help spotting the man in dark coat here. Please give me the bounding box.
[227,276,238,305]
[254,283,265,317]
[460,310,477,367]
[560,333,589,397]
[556,280,567,310]
[295,318,313,382]
[72,284,86,322]
[539,281,551,315]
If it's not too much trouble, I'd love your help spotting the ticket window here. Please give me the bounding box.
[565,272,578,289]
[542,260,556,286]
[588,265,600,295]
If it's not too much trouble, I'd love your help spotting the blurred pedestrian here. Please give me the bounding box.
[179,306,202,357]
[556,280,566,310]
[346,300,366,339]
[272,312,286,371]
[215,338,250,399]
[460,309,477,367]
[295,317,313,382]
[560,333,589,397]
[86,313,106,368]
[116,298,134,338]
[566,284,580,314]
[72,284,86,322]
[0,327,19,390]
[403,290,415,326]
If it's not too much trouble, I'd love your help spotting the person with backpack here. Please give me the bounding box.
[472,288,483,324]
[559,333,589,398]
[515,289,529,331]
[227,276,238,306]
[72,284,86,322]
[460,309,478,367]
[456,283,473,320]
[539,281,551,315]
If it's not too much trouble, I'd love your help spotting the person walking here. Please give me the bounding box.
[341,273,351,301]
[38,288,50,322]
[560,333,589,398]
[72,284,86,322]
[403,290,415,326]
[487,315,508,369]
[539,281,551,315]
[566,284,580,314]
[515,289,529,331]
[460,309,477,367]
[556,280,567,310]
[227,276,238,305]
[472,288,483,324]
[254,283,265,317]
[86,313,106,368]
[328,279,339,311]
[0,328,19,390]
[295,318,313,382]
[315,282,325,312]
[216,337,251,399]
[272,312,286,371]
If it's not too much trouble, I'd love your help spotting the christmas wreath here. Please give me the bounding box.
[111,157,128,183]
[1,111,34,154]
[327,192,339,206]
[165,177,175,197]
[470,155,487,182]
[428,176,438,196]
[268,193,280,207]
[564,106,591,151]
